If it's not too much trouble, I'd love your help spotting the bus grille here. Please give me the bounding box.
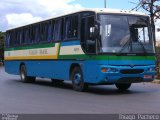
[120,69,144,74]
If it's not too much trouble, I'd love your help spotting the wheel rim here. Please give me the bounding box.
[73,73,81,86]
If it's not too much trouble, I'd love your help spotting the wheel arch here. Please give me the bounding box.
[19,62,25,72]
[69,63,81,80]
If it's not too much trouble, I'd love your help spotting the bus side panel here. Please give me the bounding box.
[26,60,72,80]
[5,60,83,81]
[83,60,103,84]
[5,61,21,75]
[4,60,105,84]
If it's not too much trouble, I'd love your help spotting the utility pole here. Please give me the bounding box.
[104,0,106,8]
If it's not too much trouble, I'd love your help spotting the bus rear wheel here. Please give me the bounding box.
[115,83,131,91]
[20,65,35,83]
[71,67,88,92]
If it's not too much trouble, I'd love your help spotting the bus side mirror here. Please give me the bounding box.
[89,25,99,39]
[90,27,95,38]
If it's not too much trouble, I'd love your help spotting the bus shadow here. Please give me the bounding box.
[86,86,136,95]
[10,79,146,95]
[13,79,73,90]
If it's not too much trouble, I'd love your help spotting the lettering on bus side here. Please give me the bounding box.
[29,50,38,55]
[39,49,48,55]
[7,52,11,56]
[29,49,48,56]
[74,48,80,52]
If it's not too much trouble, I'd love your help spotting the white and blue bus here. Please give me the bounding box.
[5,9,155,91]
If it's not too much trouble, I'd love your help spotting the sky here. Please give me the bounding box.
[0,0,160,39]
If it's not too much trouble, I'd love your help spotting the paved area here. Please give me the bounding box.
[0,66,160,114]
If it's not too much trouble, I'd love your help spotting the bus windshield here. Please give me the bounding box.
[99,14,154,54]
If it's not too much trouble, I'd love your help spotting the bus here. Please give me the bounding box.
[4,9,155,91]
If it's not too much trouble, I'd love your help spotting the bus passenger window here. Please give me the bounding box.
[13,30,18,46]
[47,21,52,42]
[6,32,11,47]
[23,27,30,44]
[19,29,23,45]
[40,23,46,42]
[61,18,65,41]
[16,30,20,45]
[51,20,55,41]
[31,26,35,43]
[22,29,26,44]
[65,15,78,40]
[71,15,78,38]
[35,24,40,43]
[44,22,49,42]
[54,19,61,41]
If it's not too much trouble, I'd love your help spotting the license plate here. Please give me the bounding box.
[144,75,152,79]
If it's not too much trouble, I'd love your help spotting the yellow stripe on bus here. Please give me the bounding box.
[5,55,58,60]
[5,43,61,61]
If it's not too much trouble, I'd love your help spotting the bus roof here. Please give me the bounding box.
[84,8,147,16]
[7,8,148,31]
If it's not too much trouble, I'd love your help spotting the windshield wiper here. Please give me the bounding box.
[137,37,147,55]
[117,38,147,55]
[117,37,132,55]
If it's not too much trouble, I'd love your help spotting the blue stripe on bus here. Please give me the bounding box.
[61,40,80,46]
[4,59,155,84]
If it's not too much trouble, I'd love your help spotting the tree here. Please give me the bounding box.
[132,0,160,78]
[140,0,160,78]
[131,0,160,44]
[140,0,160,46]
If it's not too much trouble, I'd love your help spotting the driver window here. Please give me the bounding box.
[138,27,149,43]
[81,16,96,54]
[86,16,96,53]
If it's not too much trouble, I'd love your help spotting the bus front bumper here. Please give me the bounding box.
[97,65,155,84]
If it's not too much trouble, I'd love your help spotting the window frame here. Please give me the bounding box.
[5,11,96,48]
[64,14,80,41]
[80,13,97,55]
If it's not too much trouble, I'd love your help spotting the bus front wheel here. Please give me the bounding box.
[71,67,88,92]
[115,83,131,91]
[20,65,35,83]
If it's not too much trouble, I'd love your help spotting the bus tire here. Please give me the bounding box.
[71,67,88,92]
[115,83,131,91]
[20,65,35,83]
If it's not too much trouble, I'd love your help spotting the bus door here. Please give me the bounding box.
[80,15,98,83]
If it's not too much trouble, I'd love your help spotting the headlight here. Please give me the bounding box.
[101,67,119,73]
